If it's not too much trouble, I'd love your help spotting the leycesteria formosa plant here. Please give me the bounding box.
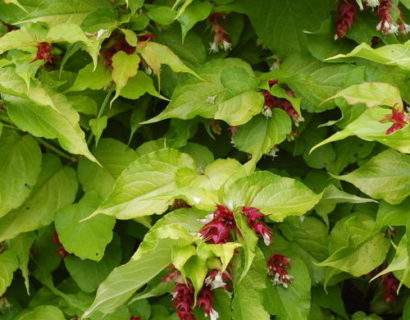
[0,0,410,320]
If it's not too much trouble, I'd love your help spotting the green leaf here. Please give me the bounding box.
[318,213,390,277]
[376,198,410,227]
[232,248,269,320]
[78,138,137,199]
[89,116,108,146]
[143,58,263,126]
[311,107,410,154]
[120,72,163,100]
[336,150,410,205]
[138,41,198,78]
[177,1,212,40]
[111,52,140,103]
[224,171,321,222]
[15,305,65,320]
[0,129,42,217]
[4,92,97,162]
[91,149,195,219]
[0,155,78,242]
[13,0,114,26]
[8,232,36,293]
[0,24,39,55]
[64,234,122,292]
[242,0,332,57]
[55,192,116,261]
[323,82,403,109]
[83,209,203,318]
[0,249,19,296]
[69,62,112,92]
[328,42,410,72]
[269,54,358,112]
[233,111,292,162]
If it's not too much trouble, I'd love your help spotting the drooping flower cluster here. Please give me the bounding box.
[334,1,358,39]
[199,205,236,244]
[242,207,273,246]
[377,0,397,34]
[380,107,410,135]
[267,254,293,288]
[172,282,196,320]
[262,86,303,125]
[208,13,232,53]
[32,42,53,64]
[52,231,69,258]
[380,272,399,303]
[165,268,231,320]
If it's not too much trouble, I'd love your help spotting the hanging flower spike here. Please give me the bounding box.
[267,254,293,288]
[334,1,358,39]
[198,287,219,320]
[262,89,303,125]
[380,272,399,303]
[208,13,232,53]
[242,207,273,246]
[380,107,410,135]
[172,283,196,320]
[377,0,399,34]
[32,42,53,64]
[199,205,235,244]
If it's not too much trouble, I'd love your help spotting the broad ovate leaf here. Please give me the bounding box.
[91,149,195,219]
[335,150,410,205]
[223,171,321,222]
[327,42,410,72]
[318,213,390,277]
[55,192,116,261]
[311,107,410,154]
[78,138,137,199]
[143,58,264,126]
[4,92,98,162]
[138,40,198,78]
[233,111,292,163]
[323,82,403,109]
[0,129,42,218]
[111,51,140,103]
[0,155,78,242]
[15,305,65,320]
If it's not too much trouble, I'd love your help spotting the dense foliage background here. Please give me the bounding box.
[0,0,410,319]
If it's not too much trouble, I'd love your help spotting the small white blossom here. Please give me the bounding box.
[97,29,107,40]
[365,0,379,7]
[267,146,279,159]
[262,106,272,118]
[263,233,271,246]
[209,308,219,320]
[206,272,226,290]
[209,41,219,53]
[222,40,232,51]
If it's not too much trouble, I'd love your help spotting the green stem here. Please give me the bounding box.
[35,138,77,162]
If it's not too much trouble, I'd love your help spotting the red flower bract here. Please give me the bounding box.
[242,207,273,246]
[335,1,358,39]
[32,42,53,63]
[267,254,293,288]
[380,272,399,303]
[199,205,235,244]
[172,283,195,320]
[380,107,409,135]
